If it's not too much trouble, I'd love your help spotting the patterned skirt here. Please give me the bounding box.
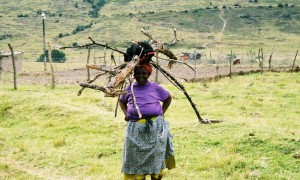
[122,116,175,175]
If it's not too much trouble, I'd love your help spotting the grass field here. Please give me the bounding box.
[0,72,299,179]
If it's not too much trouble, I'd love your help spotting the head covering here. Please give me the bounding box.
[135,64,153,75]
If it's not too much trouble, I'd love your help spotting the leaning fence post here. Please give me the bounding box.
[8,43,17,90]
[47,41,55,89]
[87,47,91,81]
[291,49,298,72]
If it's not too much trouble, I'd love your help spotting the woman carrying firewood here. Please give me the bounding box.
[119,43,175,180]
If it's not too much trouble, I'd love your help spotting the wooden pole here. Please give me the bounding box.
[87,47,91,81]
[111,51,116,66]
[260,47,264,74]
[258,48,261,70]
[0,56,2,80]
[193,53,197,82]
[93,51,96,64]
[269,44,274,71]
[42,17,47,71]
[291,49,298,72]
[154,52,159,82]
[8,43,17,90]
[47,41,55,89]
[103,47,107,65]
[229,50,232,78]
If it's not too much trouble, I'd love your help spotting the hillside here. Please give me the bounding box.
[0,0,299,63]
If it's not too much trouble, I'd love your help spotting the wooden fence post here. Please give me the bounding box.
[258,48,262,73]
[260,47,264,74]
[111,51,116,66]
[103,47,107,65]
[8,43,17,90]
[193,52,197,82]
[93,51,96,64]
[87,47,91,81]
[47,41,55,89]
[269,44,274,71]
[154,51,159,83]
[229,50,232,78]
[291,49,298,72]
[0,56,2,80]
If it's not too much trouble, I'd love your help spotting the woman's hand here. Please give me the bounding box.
[162,95,172,115]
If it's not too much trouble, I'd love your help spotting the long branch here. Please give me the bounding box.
[151,61,222,124]
[60,37,126,55]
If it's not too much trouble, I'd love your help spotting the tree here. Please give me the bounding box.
[36,49,66,63]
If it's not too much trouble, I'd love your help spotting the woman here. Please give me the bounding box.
[119,64,175,180]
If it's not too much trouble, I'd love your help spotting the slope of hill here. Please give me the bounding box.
[0,0,299,63]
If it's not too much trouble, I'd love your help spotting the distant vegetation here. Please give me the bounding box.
[84,0,107,18]
[36,49,67,63]
[72,22,93,34]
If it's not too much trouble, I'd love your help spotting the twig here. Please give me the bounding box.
[77,72,107,96]
[78,82,126,97]
[153,55,195,71]
[60,37,127,56]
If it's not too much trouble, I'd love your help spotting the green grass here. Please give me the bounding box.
[0,72,299,179]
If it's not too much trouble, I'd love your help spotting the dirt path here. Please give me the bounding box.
[0,65,262,86]
[0,156,75,179]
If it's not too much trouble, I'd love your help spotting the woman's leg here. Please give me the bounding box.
[124,174,146,180]
[150,175,162,180]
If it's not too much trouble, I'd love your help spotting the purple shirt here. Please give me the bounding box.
[120,81,170,121]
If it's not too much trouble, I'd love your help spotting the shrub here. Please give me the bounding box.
[58,33,70,38]
[17,14,29,18]
[72,22,93,34]
[278,3,284,8]
[36,49,67,63]
[282,13,291,19]
[0,34,12,40]
[239,14,250,18]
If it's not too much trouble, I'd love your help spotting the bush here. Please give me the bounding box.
[72,22,93,34]
[278,3,284,8]
[239,14,250,18]
[36,49,67,63]
[17,14,29,18]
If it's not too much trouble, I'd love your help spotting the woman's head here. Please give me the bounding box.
[134,64,152,85]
